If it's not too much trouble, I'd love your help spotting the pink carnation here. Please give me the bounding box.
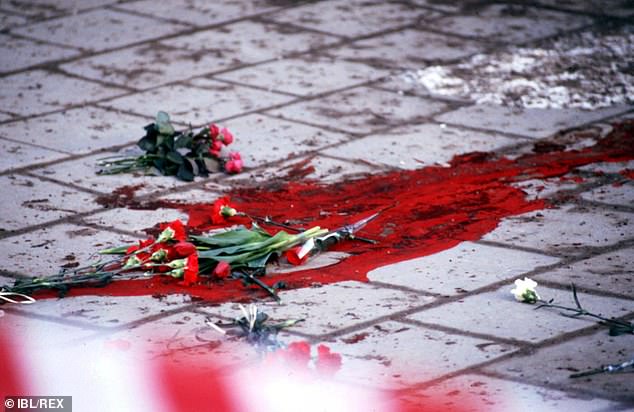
[224,152,243,174]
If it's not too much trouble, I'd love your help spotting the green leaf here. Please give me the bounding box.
[176,163,194,181]
[138,136,156,152]
[192,228,270,248]
[186,157,200,176]
[166,151,184,165]
[99,245,132,254]
[156,111,175,135]
[174,133,193,149]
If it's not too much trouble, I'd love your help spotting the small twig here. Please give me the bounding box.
[570,357,634,378]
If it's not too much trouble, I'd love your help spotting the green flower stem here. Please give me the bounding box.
[536,299,633,331]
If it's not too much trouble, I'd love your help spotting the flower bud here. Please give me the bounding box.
[157,227,175,243]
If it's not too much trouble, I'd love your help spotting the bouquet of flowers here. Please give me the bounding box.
[97,111,243,181]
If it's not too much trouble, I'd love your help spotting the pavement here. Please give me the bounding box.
[0,1,633,411]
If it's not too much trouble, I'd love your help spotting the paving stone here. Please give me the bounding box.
[0,107,147,154]
[62,21,340,89]
[535,247,634,297]
[435,104,630,139]
[427,4,592,44]
[0,223,134,275]
[482,204,633,256]
[200,281,433,336]
[31,151,187,196]
[156,186,225,204]
[0,34,79,73]
[413,373,622,411]
[100,82,293,122]
[580,182,634,207]
[223,114,347,167]
[8,294,192,329]
[512,178,581,202]
[322,123,519,169]
[230,154,377,185]
[269,0,438,38]
[0,12,28,30]
[326,321,516,388]
[267,87,447,134]
[1,70,126,117]
[84,207,188,235]
[578,159,634,175]
[216,56,388,96]
[0,112,15,122]
[408,284,633,343]
[484,329,634,401]
[12,9,186,52]
[0,310,98,349]
[0,137,67,173]
[368,241,559,296]
[0,174,99,231]
[0,0,119,18]
[536,0,634,17]
[328,29,485,69]
[114,0,279,26]
[92,308,261,368]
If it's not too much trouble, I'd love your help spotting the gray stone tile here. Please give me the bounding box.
[0,0,118,18]
[0,12,28,31]
[408,284,633,343]
[0,107,147,154]
[427,4,592,44]
[580,182,634,207]
[0,137,67,173]
[578,159,634,175]
[482,205,633,256]
[84,207,188,235]
[92,309,260,367]
[328,29,485,69]
[267,87,447,134]
[0,70,126,116]
[100,81,293,122]
[223,114,347,167]
[31,151,186,196]
[327,321,516,388]
[0,310,97,348]
[9,294,191,329]
[0,112,15,122]
[269,0,438,38]
[12,9,186,52]
[114,0,279,26]
[200,281,433,336]
[416,373,622,411]
[0,174,99,231]
[368,242,559,296]
[322,123,518,169]
[512,177,581,202]
[408,0,462,12]
[436,104,631,139]
[156,186,224,204]
[216,56,388,96]
[0,34,79,73]
[537,0,634,17]
[535,247,634,297]
[229,154,377,185]
[62,20,340,89]
[0,223,135,275]
[484,329,634,401]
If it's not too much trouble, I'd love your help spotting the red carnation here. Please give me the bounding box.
[211,196,237,225]
[173,242,197,258]
[209,124,220,140]
[183,253,199,285]
[158,219,187,242]
[315,344,342,376]
[125,237,155,255]
[224,152,243,174]
[209,139,223,158]
[285,341,311,368]
[219,127,233,145]
[213,261,231,278]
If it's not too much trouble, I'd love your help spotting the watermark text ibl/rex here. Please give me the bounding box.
[5,396,71,411]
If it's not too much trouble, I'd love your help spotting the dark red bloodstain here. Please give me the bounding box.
[42,121,634,303]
